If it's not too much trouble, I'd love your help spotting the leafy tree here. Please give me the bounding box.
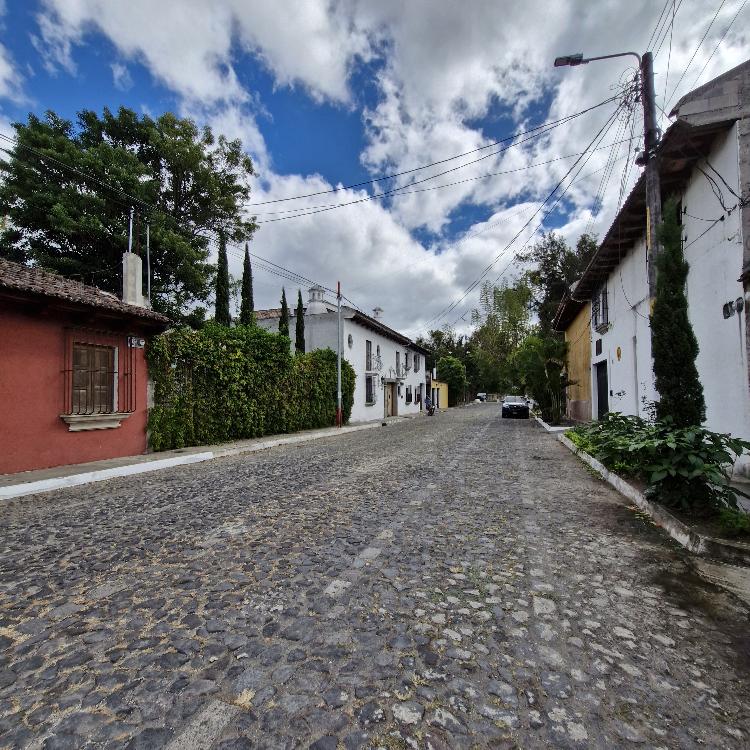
[279,288,290,338]
[214,234,231,326]
[0,107,256,321]
[652,197,705,427]
[295,290,305,353]
[518,232,596,334]
[239,243,254,325]
[470,279,532,393]
[437,355,468,406]
[511,335,569,424]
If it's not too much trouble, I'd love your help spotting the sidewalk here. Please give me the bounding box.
[0,418,406,501]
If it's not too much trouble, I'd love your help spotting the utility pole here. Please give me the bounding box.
[640,51,662,299]
[336,281,342,428]
[554,50,661,297]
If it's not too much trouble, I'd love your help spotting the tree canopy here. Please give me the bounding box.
[279,288,290,338]
[518,231,596,334]
[0,107,257,322]
[215,233,230,326]
[437,355,468,406]
[295,290,305,353]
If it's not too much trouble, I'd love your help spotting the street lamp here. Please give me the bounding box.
[553,49,661,297]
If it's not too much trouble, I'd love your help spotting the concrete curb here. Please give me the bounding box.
[0,422,385,501]
[533,414,571,433]
[557,432,750,567]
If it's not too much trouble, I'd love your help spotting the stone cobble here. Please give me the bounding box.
[1,405,749,748]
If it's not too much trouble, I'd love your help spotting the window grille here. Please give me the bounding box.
[365,374,375,404]
[366,340,373,371]
[62,329,136,415]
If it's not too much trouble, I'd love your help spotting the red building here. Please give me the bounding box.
[0,257,169,475]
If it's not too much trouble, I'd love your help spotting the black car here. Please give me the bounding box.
[501,395,529,419]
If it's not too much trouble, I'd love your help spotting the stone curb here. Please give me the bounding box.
[0,422,386,501]
[557,432,750,567]
[532,414,571,433]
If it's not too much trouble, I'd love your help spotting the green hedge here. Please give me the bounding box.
[147,323,355,451]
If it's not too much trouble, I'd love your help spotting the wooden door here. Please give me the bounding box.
[385,383,397,417]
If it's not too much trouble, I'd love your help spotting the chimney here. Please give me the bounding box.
[307,285,328,315]
[122,252,146,308]
[372,306,383,320]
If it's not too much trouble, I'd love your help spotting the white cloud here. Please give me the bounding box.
[27,0,750,333]
[110,61,132,91]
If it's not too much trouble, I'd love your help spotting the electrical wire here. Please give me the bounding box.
[433,103,625,328]
[665,0,727,108]
[252,102,623,224]
[646,0,674,51]
[251,136,638,218]
[246,95,623,208]
[690,0,747,89]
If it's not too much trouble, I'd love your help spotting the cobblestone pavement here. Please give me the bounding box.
[2,405,750,750]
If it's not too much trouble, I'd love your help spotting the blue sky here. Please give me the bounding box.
[0,0,746,335]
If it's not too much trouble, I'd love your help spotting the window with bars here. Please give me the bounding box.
[406,385,413,404]
[366,339,372,371]
[365,374,375,404]
[414,353,420,373]
[592,286,609,331]
[72,343,116,414]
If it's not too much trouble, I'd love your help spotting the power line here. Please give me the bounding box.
[430,103,624,328]
[0,131,355,309]
[246,95,622,208]
[646,0,674,50]
[251,136,638,218]
[665,0,727,108]
[252,99,624,224]
[690,0,748,89]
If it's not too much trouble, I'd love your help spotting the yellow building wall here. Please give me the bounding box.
[564,303,592,422]
[431,380,449,409]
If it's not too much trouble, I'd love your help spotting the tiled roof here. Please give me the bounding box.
[0,258,170,325]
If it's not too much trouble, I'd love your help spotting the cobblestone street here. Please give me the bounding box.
[2,405,749,749]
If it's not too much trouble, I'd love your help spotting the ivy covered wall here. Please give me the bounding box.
[147,323,355,451]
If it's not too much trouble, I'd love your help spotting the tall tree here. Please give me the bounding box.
[437,355,468,406]
[470,279,532,392]
[215,234,231,326]
[518,231,597,334]
[652,197,705,426]
[295,290,305,353]
[279,288,290,338]
[0,107,257,322]
[239,243,254,325]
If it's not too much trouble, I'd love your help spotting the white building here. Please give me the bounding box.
[554,60,750,476]
[255,286,430,423]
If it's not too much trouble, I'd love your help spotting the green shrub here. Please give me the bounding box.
[718,508,750,538]
[147,323,355,451]
[571,413,750,515]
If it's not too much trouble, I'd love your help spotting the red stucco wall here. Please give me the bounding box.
[0,307,150,475]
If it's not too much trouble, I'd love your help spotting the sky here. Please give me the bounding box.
[0,0,747,338]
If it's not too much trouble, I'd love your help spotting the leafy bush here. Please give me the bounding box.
[570,413,750,514]
[147,323,355,451]
[718,508,750,538]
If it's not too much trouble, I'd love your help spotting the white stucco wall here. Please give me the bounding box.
[590,234,655,420]
[681,127,750,467]
[256,308,426,424]
[591,123,750,475]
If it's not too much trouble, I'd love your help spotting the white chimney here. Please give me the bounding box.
[122,252,146,308]
[372,306,383,320]
[307,285,328,315]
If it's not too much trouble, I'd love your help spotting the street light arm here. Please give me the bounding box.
[581,51,641,66]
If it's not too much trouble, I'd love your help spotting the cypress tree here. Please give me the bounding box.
[295,289,305,353]
[215,233,231,326]
[651,197,706,427]
[239,243,254,325]
[279,287,290,338]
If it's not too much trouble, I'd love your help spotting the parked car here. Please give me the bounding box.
[476,392,487,402]
[501,395,530,419]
